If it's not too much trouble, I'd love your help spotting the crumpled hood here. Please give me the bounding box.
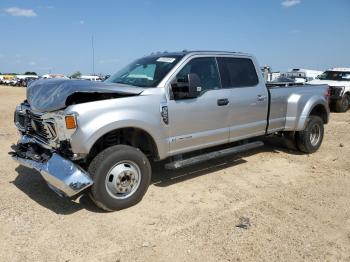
[27,79,144,112]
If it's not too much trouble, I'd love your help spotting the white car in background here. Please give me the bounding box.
[310,68,350,112]
[42,74,69,79]
[80,75,102,81]
[283,68,323,82]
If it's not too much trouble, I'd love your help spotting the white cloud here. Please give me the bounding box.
[29,61,37,66]
[4,7,37,17]
[282,0,301,8]
[79,20,85,25]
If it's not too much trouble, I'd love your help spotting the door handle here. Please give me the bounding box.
[217,98,229,106]
[257,95,267,101]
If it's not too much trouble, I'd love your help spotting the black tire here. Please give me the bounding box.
[296,116,324,154]
[88,145,151,211]
[335,94,349,113]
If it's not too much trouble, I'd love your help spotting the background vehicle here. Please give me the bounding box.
[79,75,102,81]
[41,74,69,79]
[11,51,330,211]
[310,68,350,112]
[281,68,323,82]
[1,75,16,85]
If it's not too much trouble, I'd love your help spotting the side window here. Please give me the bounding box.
[217,57,259,88]
[176,57,221,92]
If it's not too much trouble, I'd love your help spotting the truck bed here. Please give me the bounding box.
[267,84,329,133]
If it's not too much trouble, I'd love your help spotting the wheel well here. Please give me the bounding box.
[310,104,328,124]
[88,128,159,163]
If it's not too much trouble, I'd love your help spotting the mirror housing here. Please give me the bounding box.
[171,73,202,99]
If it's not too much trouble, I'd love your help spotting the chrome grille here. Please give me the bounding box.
[15,110,57,145]
[27,113,50,143]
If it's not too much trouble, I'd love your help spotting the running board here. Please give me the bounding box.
[165,141,264,170]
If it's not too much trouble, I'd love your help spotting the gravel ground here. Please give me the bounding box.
[0,86,349,261]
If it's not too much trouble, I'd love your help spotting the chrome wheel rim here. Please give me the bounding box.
[105,161,141,199]
[310,123,321,147]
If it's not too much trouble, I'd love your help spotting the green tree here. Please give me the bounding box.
[24,72,37,75]
[70,71,82,79]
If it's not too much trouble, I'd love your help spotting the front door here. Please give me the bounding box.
[167,57,230,155]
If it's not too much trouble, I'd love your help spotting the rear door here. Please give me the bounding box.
[167,57,230,155]
[216,56,269,141]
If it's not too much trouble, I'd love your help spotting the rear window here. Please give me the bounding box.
[217,57,259,88]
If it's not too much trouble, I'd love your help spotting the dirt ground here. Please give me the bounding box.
[0,85,349,262]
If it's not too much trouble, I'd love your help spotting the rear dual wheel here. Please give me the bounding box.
[335,94,350,113]
[296,116,324,153]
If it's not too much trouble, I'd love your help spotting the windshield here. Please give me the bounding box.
[318,71,350,81]
[105,55,184,87]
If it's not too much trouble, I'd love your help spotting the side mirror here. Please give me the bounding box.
[171,73,202,99]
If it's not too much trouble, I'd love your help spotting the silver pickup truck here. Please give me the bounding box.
[11,51,330,211]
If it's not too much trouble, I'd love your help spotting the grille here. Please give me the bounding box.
[15,111,57,144]
[27,113,50,143]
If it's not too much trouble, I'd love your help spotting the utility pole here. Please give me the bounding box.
[92,35,95,75]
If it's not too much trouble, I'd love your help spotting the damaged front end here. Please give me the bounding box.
[11,101,93,198]
[11,79,144,198]
[10,135,93,198]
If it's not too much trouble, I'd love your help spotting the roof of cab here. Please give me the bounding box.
[148,50,251,57]
[329,68,350,72]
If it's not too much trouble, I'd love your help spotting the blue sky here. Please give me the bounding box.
[0,0,349,75]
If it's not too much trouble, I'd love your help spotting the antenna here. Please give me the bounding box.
[92,35,95,75]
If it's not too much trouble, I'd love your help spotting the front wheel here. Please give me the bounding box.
[296,116,324,154]
[335,94,349,113]
[88,145,151,211]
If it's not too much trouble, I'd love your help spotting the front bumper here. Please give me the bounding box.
[10,136,93,198]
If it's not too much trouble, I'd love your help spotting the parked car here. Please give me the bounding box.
[79,75,102,81]
[11,51,330,211]
[2,75,16,85]
[282,68,323,82]
[310,68,350,112]
[42,74,69,79]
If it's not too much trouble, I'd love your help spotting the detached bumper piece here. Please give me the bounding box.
[10,136,93,198]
